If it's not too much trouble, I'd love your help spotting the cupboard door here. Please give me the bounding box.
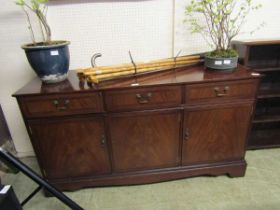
[109,110,181,172]
[29,116,111,179]
[182,104,252,165]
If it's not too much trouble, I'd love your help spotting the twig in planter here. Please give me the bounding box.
[21,6,36,44]
[16,0,52,44]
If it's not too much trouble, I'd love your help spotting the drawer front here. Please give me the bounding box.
[105,86,182,112]
[20,93,103,118]
[186,80,258,103]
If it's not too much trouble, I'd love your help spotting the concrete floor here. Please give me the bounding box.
[1,148,280,210]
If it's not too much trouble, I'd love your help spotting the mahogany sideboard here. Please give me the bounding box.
[13,65,260,191]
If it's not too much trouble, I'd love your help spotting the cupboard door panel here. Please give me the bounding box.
[182,104,252,165]
[29,117,111,179]
[109,110,181,172]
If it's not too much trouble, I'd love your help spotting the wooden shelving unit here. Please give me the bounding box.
[232,40,280,149]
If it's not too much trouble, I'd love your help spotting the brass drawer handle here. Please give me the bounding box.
[214,86,230,97]
[184,129,190,141]
[53,99,70,111]
[101,134,106,146]
[136,92,153,104]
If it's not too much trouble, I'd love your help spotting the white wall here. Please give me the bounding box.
[47,0,173,68]
[1,0,280,156]
[0,1,36,156]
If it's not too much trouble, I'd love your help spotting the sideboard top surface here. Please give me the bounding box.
[14,64,259,96]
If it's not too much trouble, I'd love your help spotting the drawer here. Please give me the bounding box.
[105,86,182,112]
[20,93,104,118]
[186,80,258,104]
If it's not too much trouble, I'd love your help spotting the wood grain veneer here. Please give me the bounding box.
[13,64,260,190]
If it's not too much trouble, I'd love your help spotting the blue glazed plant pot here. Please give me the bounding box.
[22,40,70,84]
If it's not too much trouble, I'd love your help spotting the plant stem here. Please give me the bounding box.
[22,6,36,44]
[22,1,52,44]
[36,9,51,43]
[38,15,46,42]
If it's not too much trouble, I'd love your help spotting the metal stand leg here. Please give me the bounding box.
[21,185,42,207]
[0,148,84,210]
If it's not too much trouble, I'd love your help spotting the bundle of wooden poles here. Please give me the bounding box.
[77,55,203,84]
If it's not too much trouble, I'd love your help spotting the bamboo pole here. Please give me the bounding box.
[88,59,202,83]
[77,55,203,84]
[77,55,200,74]
[80,58,201,76]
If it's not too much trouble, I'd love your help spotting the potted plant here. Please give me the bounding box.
[16,0,70,83]
[185,0,262,71]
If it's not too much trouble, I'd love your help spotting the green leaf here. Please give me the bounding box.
[37,0,49,3]
[15,0,24,6]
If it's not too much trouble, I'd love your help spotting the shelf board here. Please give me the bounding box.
[248,127,280,149]
[252,67,280,72]
[247,144,280,150]
[258,89,280,98]
[253,114,280,123]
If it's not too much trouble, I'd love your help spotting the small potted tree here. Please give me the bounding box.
[185,0,262,71]
[16,0,70,83]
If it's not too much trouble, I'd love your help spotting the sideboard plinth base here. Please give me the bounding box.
[51,160,247,191]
